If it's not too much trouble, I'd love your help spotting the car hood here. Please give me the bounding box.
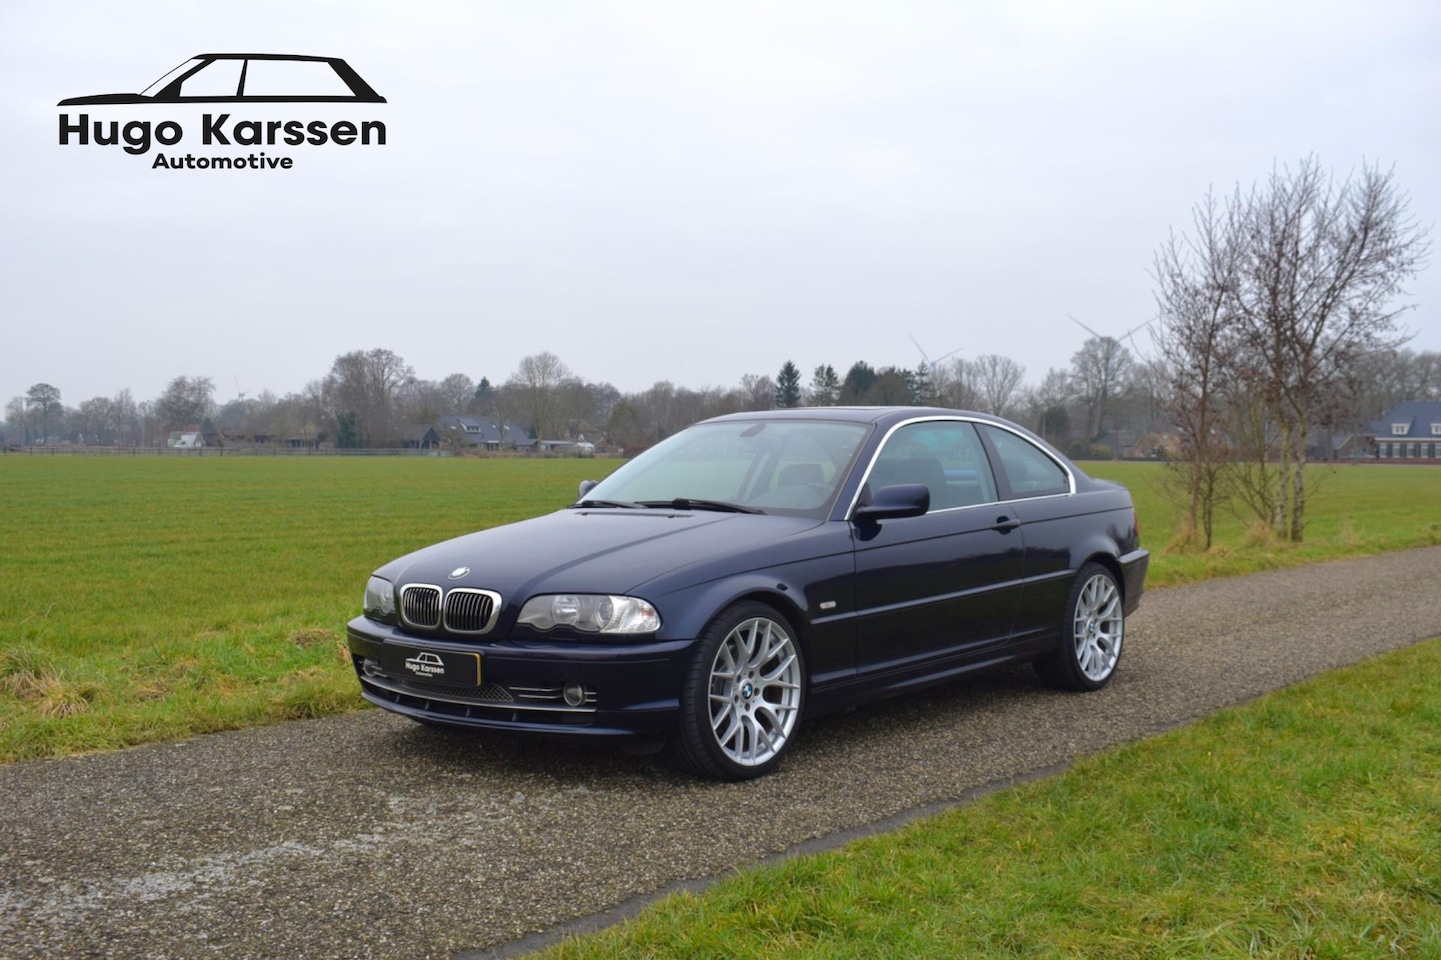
[374,508,825,604]
[57,94,153,105]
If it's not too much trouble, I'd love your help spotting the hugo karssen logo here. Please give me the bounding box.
[58,53,386,171]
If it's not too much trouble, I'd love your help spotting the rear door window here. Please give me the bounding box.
[979,425,1071,499]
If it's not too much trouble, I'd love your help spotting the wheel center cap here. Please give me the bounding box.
[741,682,754,700]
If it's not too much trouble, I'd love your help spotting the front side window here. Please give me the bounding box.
[865,420,999,512]
[979,425,1071,499]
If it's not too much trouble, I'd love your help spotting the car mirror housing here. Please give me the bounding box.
[853,483,929,522]
[578,479,598,498]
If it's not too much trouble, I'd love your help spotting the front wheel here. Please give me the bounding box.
[1036,563,1125,692]
[671,602,806,780]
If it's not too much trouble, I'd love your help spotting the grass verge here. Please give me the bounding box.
[537,638,1441,959]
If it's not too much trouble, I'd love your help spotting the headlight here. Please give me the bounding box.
[517,594,660,635]
[364,576,397,622]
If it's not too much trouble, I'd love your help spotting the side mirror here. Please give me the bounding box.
[853,483,929,522]
[578,479,598,498]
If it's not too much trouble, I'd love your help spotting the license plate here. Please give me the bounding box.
[383,644,481,686]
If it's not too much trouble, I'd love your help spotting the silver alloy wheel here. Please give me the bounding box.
[1073,573,1123,682]
[707,616,803,767]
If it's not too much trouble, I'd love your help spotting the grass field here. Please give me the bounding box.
[1,455,1439,763]
[1083,460,1441,586]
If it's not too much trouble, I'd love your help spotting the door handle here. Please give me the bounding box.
[992,516,1021,532]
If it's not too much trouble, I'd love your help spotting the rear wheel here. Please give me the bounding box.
[671,602,805,780]
[1036,563,1124,691]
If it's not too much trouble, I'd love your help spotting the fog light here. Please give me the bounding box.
[562,682,586,707]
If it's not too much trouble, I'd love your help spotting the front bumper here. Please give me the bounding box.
[346,617,693,739]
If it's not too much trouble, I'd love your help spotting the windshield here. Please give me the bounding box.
[582,420,870,517]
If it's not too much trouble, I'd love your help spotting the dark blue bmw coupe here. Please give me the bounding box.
[347,407,1149,780]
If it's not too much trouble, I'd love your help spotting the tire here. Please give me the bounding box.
[1036,562,1125,692]
[671,601,806,780]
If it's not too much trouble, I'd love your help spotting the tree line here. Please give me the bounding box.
[8,335,1436,460]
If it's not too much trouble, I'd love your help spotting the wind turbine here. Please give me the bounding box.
[1068,315,1151,351]
[908,333,963,375]
[234,375,248,402]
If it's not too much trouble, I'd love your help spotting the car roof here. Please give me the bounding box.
[703,406,1009,427]
[193,53,340,61]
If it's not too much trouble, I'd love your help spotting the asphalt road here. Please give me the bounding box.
[4,546,1441,960]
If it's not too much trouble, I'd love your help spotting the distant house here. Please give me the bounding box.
[436,416,529,451]
[286,423,324,449]
[1368,401,1441,461]
[170,427,205,449]
[398,424,442,450]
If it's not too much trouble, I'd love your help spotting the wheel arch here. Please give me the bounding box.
[1081,551,1125,599]
[723,589,811,673]
[659,576,813,674]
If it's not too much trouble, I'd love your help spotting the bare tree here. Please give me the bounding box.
[25,383,61,440]
[1338,347,1441,424]
[1152,190,1241,548]
[506,351,573,440]
[5,396,37,443]
[739,374,775,411]
[111,389,139,445]
[325,350,412,446]
[933,357,979,410]
[1229,158,1428,540]
[153,376,215,434]
[1153,158,1429,542]
[436,374,477,415]
[971,354,1026,417]
[1015,368,1075,447]
[1071,336,1135,441]
[74,396,114,444]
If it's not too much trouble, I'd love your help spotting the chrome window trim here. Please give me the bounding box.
[399,583,443,629]
[443,587,503,635]
[844,415,1075,520]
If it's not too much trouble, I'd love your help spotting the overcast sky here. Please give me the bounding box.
[2,0,1437,413]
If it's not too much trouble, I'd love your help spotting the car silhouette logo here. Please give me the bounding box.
[58,54,386,105]
[404,652,446,677]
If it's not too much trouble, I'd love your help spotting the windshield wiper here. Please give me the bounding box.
[638,498,765,515]
[570,498,645,509]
